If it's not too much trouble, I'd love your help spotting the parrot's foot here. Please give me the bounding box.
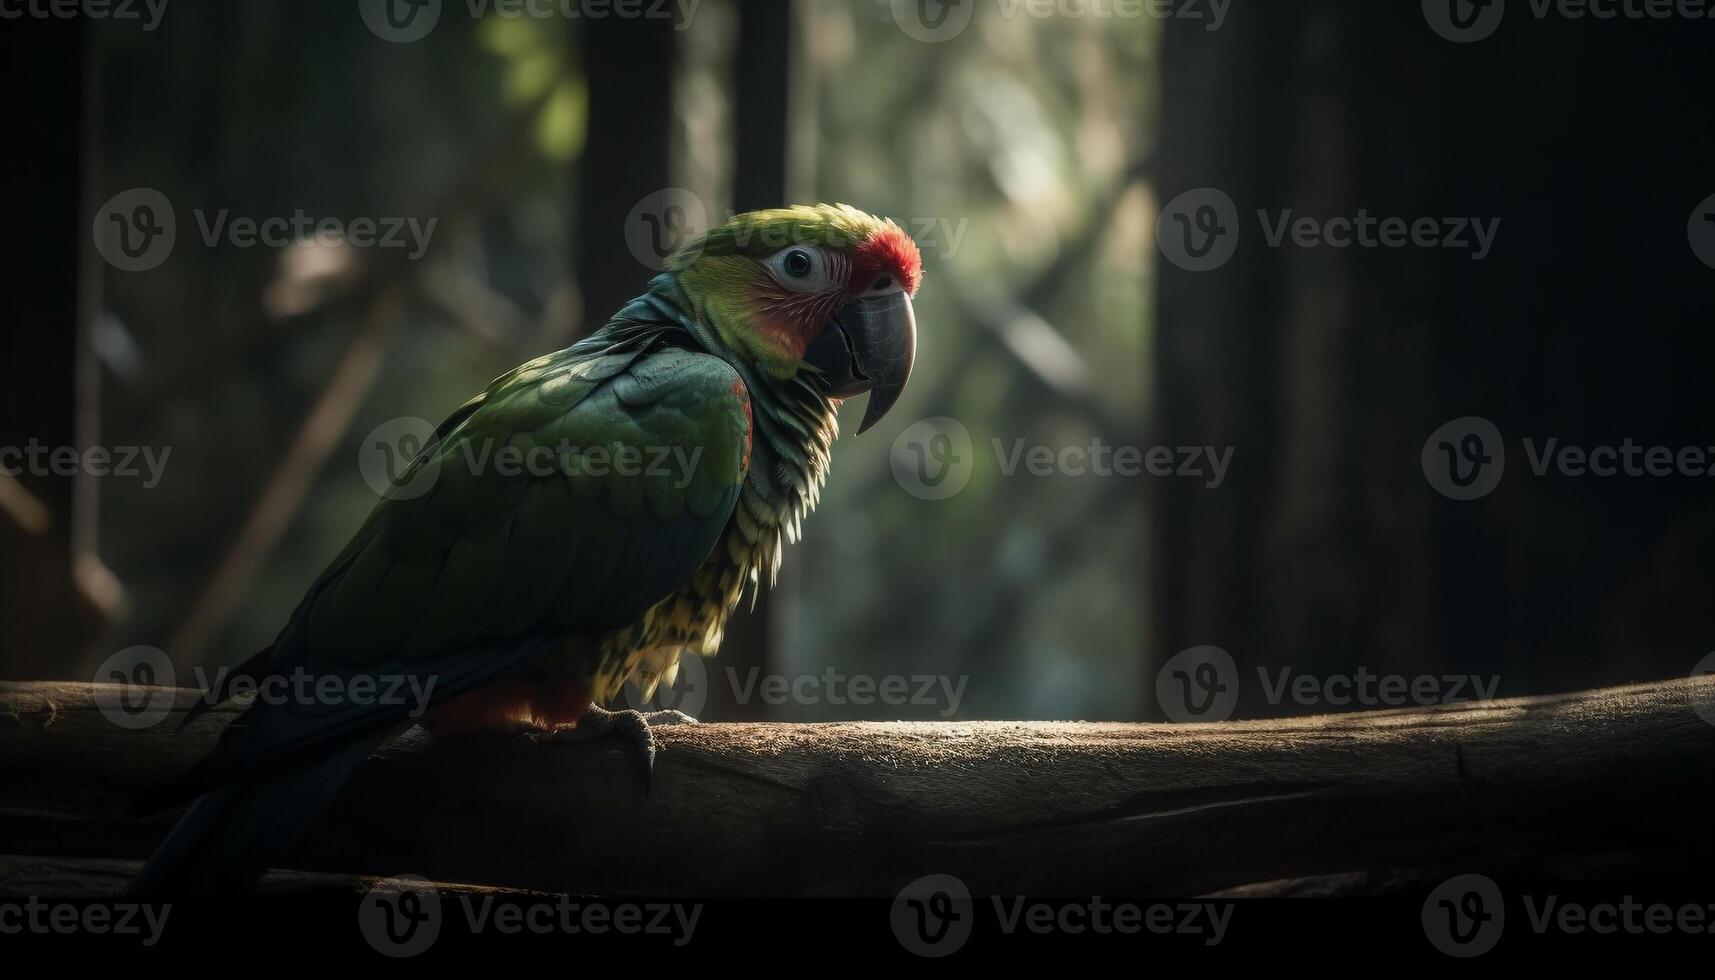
[531,704,698,793]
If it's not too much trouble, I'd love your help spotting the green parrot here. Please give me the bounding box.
[127,203,922,896]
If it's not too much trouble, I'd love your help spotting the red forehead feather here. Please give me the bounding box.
[853,223,923,295]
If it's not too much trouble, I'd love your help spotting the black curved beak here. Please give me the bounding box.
[801,292,917,433]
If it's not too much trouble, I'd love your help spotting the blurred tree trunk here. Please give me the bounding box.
[575,15,675,332]
[0,20,118,679]
[1155,1,1715,712]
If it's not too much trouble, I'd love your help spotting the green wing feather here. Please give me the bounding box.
[175,339,751,793]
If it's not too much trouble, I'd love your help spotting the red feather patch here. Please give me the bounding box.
[853,223,923,296]
[733,377,753,469]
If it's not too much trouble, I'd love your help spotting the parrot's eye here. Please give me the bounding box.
[767,244,835,293]
[782,248,814,278]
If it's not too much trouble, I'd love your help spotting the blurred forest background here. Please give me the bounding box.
[6,1,1715,724]
[3,0,1156,720]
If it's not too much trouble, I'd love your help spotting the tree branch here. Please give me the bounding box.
[2,677,1713,896]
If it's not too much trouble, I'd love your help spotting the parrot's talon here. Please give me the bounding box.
[535,704,692,793]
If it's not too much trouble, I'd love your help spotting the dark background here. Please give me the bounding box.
[1156,0,1715,713]
[2,0,1713,722]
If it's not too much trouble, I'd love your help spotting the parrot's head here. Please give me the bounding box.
[669,203,921,433]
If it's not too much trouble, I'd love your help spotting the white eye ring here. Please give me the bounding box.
[767,244,834,292]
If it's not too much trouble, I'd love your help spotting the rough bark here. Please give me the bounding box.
[2,678,1713,897]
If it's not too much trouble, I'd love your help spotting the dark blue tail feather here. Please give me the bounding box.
[124,733,385,897]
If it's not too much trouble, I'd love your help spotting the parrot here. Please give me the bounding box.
[125,203,922,896]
